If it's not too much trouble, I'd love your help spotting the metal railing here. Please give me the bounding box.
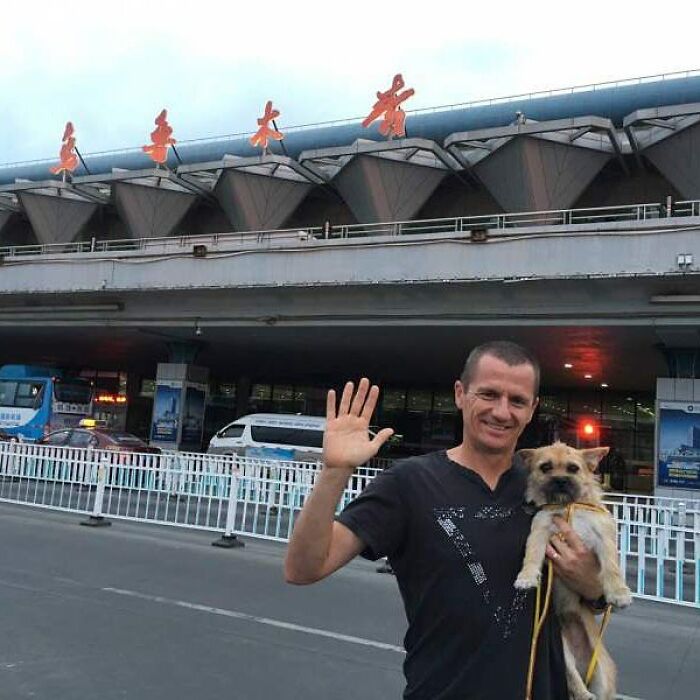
[1,200,696,261]
[0,441,697,607]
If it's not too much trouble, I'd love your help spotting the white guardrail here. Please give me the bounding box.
[0,441,697,607]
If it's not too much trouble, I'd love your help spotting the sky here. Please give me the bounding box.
[2,0,700,165]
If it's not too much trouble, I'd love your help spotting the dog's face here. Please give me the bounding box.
[517,441,609,506]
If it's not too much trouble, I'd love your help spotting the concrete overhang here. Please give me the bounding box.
[299,137,460,181]
[176,154,324,186]
[445,116,624,170]
[73,167,210,199]
[0,178,108,205]
[624,103,700,198]
[623,102,700,153]
[0,193,19,212]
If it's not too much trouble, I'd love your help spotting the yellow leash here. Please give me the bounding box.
[525,502,613,699]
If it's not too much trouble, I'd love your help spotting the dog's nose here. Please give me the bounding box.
[552,477,570,489]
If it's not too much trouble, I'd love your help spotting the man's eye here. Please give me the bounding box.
[478,392,498,401]
[510,398,529,409]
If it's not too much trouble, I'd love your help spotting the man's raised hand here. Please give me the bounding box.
[323,378,394,472]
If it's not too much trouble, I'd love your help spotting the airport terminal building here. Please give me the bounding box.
[1,71,700,498]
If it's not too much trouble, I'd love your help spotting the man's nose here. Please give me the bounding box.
[491,396,511,419]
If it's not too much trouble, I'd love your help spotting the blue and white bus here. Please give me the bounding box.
[0,365,94,442]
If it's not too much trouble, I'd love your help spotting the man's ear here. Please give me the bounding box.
[580,446,610,473]
[516,448,537,468]
[454,380,465,409]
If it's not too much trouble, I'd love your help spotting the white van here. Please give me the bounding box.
[207,413,325,463]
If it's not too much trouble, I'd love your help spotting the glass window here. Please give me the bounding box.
[0,381,17,406]
[68,430,93,448]
[53,381,92,404]
[250,426,324,449]
[635,397,655,425]
[220,424,245,439]
[15,382,45,409]
[272,385,294,402]
[407,390,432,412]
[433,391,456,414]
[603,393,636,427]
[251,384,272,400]
[568,391,601,419]
[45,430,70,446]
[382,389,406,411]
[0,380,45,408]
[538,394,568,418]
[140,379,156,398]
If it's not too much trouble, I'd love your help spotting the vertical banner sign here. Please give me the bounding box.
[181,386,206,445]
[657,401,700,490]
[150,383,182,443]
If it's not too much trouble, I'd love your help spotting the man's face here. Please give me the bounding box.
[454,354,538,456]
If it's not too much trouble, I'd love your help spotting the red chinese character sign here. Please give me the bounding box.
[362,74,415,139]
[250,101,284,152]
[142,109,176,165]
[50,122,79,177]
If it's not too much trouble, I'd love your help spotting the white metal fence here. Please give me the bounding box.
[0,441,697,607]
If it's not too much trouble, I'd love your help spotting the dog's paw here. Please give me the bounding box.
[514,571,540,590]
[569,690,596,700]
[606,586,632,610]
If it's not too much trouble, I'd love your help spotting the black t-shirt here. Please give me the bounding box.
[337,451,568,700]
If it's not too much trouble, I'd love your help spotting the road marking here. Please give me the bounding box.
[102,586,405,654]
[617,695,645,700]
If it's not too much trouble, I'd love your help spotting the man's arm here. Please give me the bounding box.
[284,378,393,585]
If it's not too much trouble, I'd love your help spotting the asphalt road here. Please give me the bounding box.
[0,502,698,700]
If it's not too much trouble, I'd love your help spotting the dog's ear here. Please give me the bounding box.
[580,446,610,472]
[516,448,537,468]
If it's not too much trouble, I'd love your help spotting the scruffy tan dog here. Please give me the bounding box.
[515,442,632,700]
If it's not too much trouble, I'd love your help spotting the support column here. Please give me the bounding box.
[149,360,209,452]
[655,347,700,499]
[235,376,251,418]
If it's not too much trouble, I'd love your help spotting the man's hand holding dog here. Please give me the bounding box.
[546,516,603,601]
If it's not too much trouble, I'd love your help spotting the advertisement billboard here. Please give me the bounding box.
[150,383,182,443]
[657,401,700,490]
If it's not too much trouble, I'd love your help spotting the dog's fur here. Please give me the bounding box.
[515,442,632,700]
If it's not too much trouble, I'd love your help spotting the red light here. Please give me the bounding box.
[578,419,599,441]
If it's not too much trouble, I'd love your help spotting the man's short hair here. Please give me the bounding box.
[460,341,540,397]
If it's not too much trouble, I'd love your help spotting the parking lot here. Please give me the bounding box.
[0,502,698,699]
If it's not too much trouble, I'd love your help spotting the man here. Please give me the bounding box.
[285,341,603,699]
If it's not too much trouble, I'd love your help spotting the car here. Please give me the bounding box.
[38,421,160,454]
[208,413,325,462]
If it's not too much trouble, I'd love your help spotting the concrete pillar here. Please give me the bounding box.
[149,362,209,452]
[235,376,251,418]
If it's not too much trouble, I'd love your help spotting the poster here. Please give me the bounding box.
[657,401,700,490]
[151,383,181,443]
[182,386,206,445]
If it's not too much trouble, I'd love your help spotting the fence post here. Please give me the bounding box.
[81,458,111,527]
[212,467,244,548]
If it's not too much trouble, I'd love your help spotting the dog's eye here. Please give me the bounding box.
[566,463,580,474]
[539,461,553,473]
